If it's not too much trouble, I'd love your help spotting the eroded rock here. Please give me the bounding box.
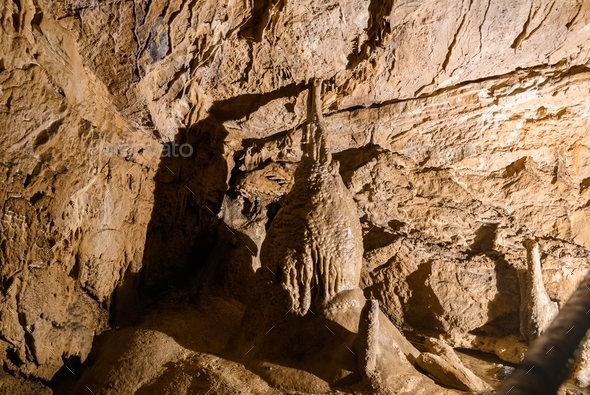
[420,338,492,392]
[2,0,590,392]
[357,299,380,383]
[0,371,52,395]
[417,353,479,392]
[238,81,449,394]
[519,239,559,343]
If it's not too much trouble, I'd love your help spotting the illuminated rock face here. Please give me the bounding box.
[239,82,481,394]
[4,0,590,392]
[519,239,558,343]
[260,117,364,315]
[260,80,364,315]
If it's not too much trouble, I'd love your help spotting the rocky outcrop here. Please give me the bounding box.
[238,81,450,394]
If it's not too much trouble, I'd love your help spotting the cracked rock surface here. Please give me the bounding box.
[1,0,590,393]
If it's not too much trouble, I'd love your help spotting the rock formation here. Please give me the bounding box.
[237,80,488,394]
[519,239,559,342]
[498,271,590,395]
[237,79,405,389]
[258,79,364,316]
[416,338,493,392]
[2,0,590,393]
[357,299,380,384]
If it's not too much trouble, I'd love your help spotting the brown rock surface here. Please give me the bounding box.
[235,80,449,394]
[519,239,559,342]
[421,337,492,392]
[0,371,52,395]
[357,299,380,382]
[1,0,590,393]
[416,352,480,392]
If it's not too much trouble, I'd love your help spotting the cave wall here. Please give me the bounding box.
[1,0,590,389]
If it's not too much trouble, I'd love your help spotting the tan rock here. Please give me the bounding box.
[357,299,380,382]
[423,338,492,392]
[2,0,590,392]
[447,333,526,364]
[572,339,590,388]
[259,80,364,316]
[519,239,559,342]
[416,352,485,392]
[0,371,52,395]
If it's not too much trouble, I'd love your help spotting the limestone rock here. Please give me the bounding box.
[259,80,364,315]
[237,81,448,395]
[2,0,590,392]
[573,340,590,388]
[0,372,52,395]
[417,352,479,392]
[519,239,559,342]
[447,333,527,364]
[357,299,380,382]
[56,295,282,395]
[422,338,492,392]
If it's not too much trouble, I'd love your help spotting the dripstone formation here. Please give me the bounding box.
[258,78,364,316]
[236,80,484,393]
[519,239,559,343]
[3,1,590,393]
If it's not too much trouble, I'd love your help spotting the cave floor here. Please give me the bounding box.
[50,289,590,395]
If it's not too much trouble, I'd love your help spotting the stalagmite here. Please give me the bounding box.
[258,78,364,315]
[357,299,380,383]
[519,239,558,343]
[497,272,590,395]
[5,0,590,393]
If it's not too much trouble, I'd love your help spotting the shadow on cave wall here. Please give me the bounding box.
[400,224,520,337]
[405,259,446,333]
[110,83,307,327]
[468,223,520,337]
[110,116,229,327]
